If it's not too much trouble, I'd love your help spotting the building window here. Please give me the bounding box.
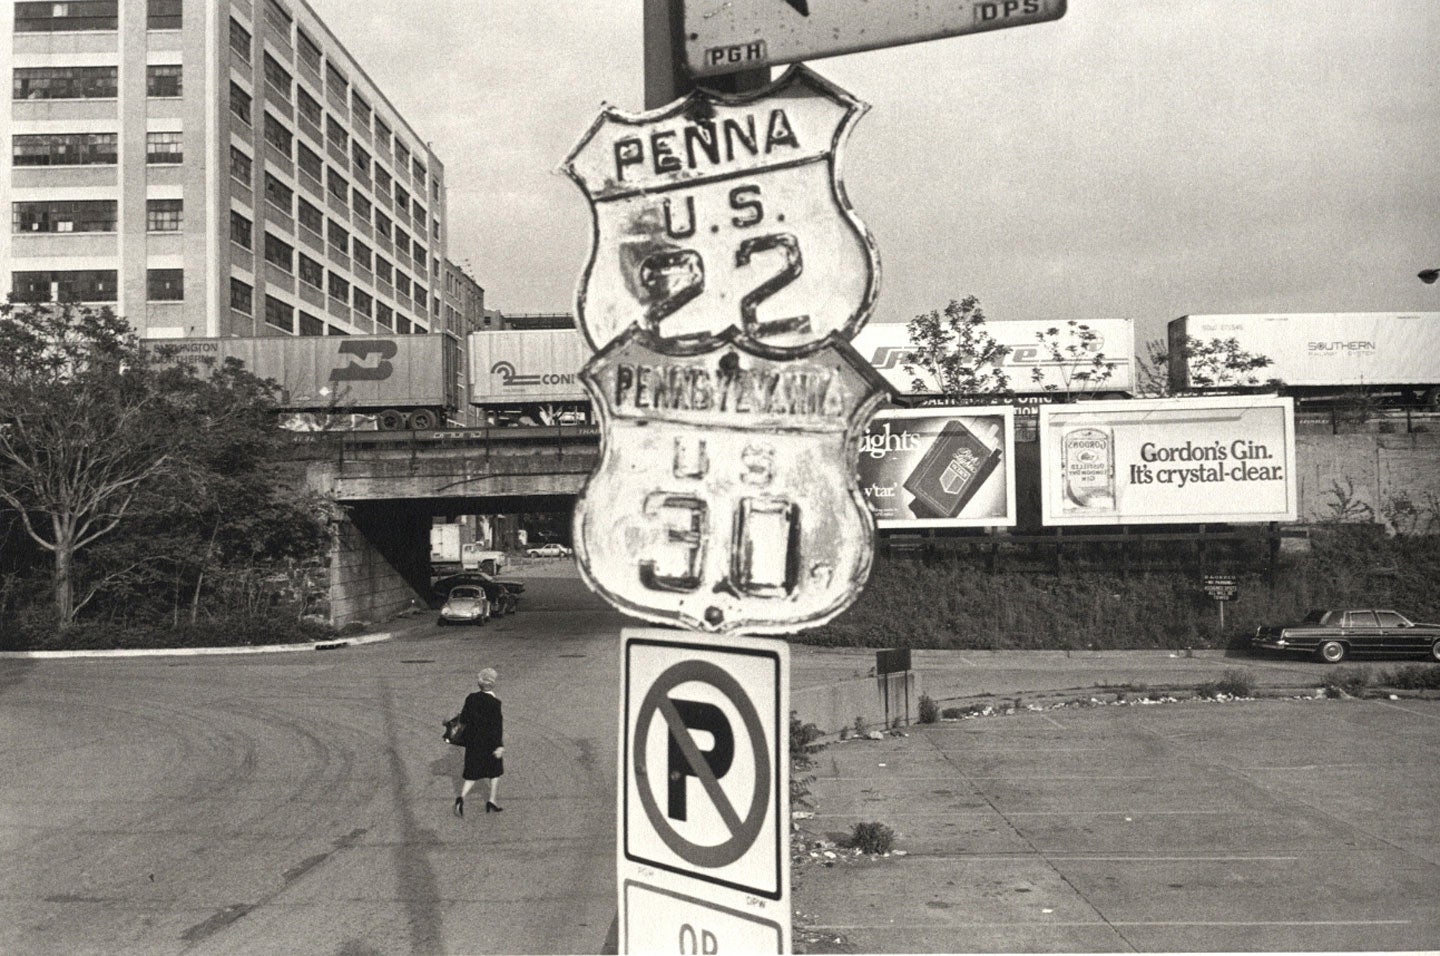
[352,142,371,176]
[326,115,348,152]
[11,269,118,303]
[230,146,252,185]
[263,114,292,157]
[231,210,252,249]
[146,64,182,98]
[413,247,426,271]
[375,302,393,329]
[14,2,118,33]
[264,172,294,211]
[147,268,183,301]
[432,217,441,240]
[374,210,391,240]
[325,61,348,99]
[297,86,322,127]
[413,201,426,224]
[263,53,292,100]
[326,167,348,205]
[297,142,323,183]
[229,82,252,124]
[327,272,349,303]
[264,232,293,272]
[147,0,182,30]
[298,252,324,289]
[351,92,371,131]
[265,0,292,33]
[432,179,441,202]
[415,283,428,311]
[394,228,410,258]
[264,295,294,333]
[12,200,116,234]
[327,219,348,254]
[352,191,372,223]
[412,158,426,184]
[375,257,392,284]
[352,288,373,318]
[146,199,183,232]
[297,197,324,235]
[146,131,183,164]
[12,133,117,167]
[230,277,253,314]
[352,240,372,271]
[396,272,411,297]
[13,66,117,100]
[394,184,410,212]
[229,17,251,62]
[374,117,392,152]
[299,312,324,335]
[395,141,410,173]
[296,29,322,73]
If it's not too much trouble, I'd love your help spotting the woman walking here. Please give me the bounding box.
[454,667,504,817]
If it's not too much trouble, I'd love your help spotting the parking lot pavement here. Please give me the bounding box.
[793,697,1440,953]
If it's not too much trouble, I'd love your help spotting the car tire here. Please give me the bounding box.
[1430,639,1440,663]
[436,618,446,627]
[1316,640,1348,664]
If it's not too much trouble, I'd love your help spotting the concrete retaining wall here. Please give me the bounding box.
[1296,431,1440,528]
[793,670,927,738]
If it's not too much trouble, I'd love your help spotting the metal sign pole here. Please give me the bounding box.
[644,0,771,108]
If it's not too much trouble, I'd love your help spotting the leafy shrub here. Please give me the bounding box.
[1322,666,1371,698]
[1374,664,1440,690]
[789,711,825,811]
[1194,669,1254,699]
[847,821,895,855]
[852,715,866,737]
[918,694,938,724]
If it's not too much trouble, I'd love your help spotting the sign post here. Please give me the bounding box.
[1203,574,1239,639]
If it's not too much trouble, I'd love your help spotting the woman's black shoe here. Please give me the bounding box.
[486,801,503,813]
[453,797,464,817]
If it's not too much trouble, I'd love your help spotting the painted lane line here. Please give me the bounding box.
[805,919,1412,930]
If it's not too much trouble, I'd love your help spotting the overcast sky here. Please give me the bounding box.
[308,0,1439,351]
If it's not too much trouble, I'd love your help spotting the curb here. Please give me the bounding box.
[0,631,395,660]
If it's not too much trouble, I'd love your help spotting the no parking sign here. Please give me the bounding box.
[620,630,790,951]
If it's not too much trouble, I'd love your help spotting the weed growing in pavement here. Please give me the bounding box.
[847,821,895,855]
[918,694,938,724]
[1375,663,1440,690]
[1322,666,1371,698]
[1194,669,1255,699]
[852,715,866,737]
[789,712,825,811]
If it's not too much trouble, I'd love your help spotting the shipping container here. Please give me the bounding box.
[1168,313,1440,405]
[467,328,594,426]
[145,334,460,429]
[850,319,1135,397]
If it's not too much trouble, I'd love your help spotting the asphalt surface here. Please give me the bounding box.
[2,565,1437,954]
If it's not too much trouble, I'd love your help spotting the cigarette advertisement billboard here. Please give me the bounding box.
[857,408,1016,529]
[1039,396,1296,526]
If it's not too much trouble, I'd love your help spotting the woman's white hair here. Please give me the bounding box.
[477,667,498,687]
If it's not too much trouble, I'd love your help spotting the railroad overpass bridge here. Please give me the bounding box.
[298,426,599,623]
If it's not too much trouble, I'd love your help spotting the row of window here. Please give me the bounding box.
[228,12,439,204]
[12,65,183,100]
[10,268,181,303]
[12,132,183,167]
[230,278,424,336]
[15,1,181,33]
[12,199,182,234]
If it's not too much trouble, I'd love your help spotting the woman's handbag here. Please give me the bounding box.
[442,714,466,746]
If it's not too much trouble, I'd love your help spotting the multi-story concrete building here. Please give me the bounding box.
[3,0,447,341]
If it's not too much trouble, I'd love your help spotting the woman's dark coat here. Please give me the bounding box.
[460,691,503,781]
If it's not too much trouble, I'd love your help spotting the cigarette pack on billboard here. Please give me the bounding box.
[857,408,1015,528]
[1039,396,1296,526]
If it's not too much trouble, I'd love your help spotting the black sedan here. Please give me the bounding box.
[1252,608,1440,663]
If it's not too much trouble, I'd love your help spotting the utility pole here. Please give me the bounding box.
[642,0,770,108]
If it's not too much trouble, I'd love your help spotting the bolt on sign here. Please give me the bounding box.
[561,65,878,359]
[683,0,1067,78]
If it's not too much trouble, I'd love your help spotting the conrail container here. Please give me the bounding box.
[467,328,594,426]
[145,333,460,429]
[1168,313,1440,406]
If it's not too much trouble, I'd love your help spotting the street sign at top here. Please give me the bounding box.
[683,0,1067,77]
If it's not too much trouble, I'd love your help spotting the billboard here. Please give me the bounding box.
[850,319,1135,396]
[467,328,592,403]
[857,408,1016,528]
[1039,396,1297,526]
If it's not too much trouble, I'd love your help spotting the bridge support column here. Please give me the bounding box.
[326,503,433,626]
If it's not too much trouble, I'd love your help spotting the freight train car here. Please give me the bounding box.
[145,333,462,429]
[1168,313,1440,407]
[466,328,593,426]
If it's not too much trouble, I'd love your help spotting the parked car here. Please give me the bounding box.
[438,585,490,627]
[1252,608,1440,663]
[525,543,573,558]
[432,572,523,617]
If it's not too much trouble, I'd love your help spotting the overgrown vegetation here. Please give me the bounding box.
[804,526,1440,651]
[917,694,938,724]
[0,302,333,648]
[789,711,825,812]
[847,821,895,855]
[1321,667,1371,699]
[1376,664,1440,690]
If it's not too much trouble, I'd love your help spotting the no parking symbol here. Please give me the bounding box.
[622,632,788,901]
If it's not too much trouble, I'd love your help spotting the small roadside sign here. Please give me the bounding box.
[619,629,790,953]
[683,0,1067,77]
[1204,574,1239,602]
